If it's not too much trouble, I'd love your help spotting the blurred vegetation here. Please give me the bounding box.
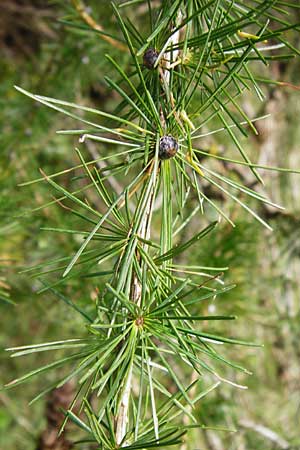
[1,1,300,449]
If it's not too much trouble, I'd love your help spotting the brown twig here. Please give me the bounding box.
[115,159,158,445]
[114,10,185,445]
[71,0,128,52]
[36,383,75,450]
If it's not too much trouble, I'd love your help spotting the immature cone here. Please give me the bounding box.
[159,135,178,159]
[143,47,159,69]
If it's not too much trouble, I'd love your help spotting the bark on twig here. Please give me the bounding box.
[115,162,157,445]
[115,9,184,445]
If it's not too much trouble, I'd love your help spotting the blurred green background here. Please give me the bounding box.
[1,1,300,449]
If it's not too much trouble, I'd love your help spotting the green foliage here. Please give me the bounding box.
[4,1,300,449]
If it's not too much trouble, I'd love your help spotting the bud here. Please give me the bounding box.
[159,135,178,159]
[143,48,159,69]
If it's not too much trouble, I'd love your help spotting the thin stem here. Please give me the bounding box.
[115,155,159,445]
[115,8,184,443]
[71,0,128,51]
